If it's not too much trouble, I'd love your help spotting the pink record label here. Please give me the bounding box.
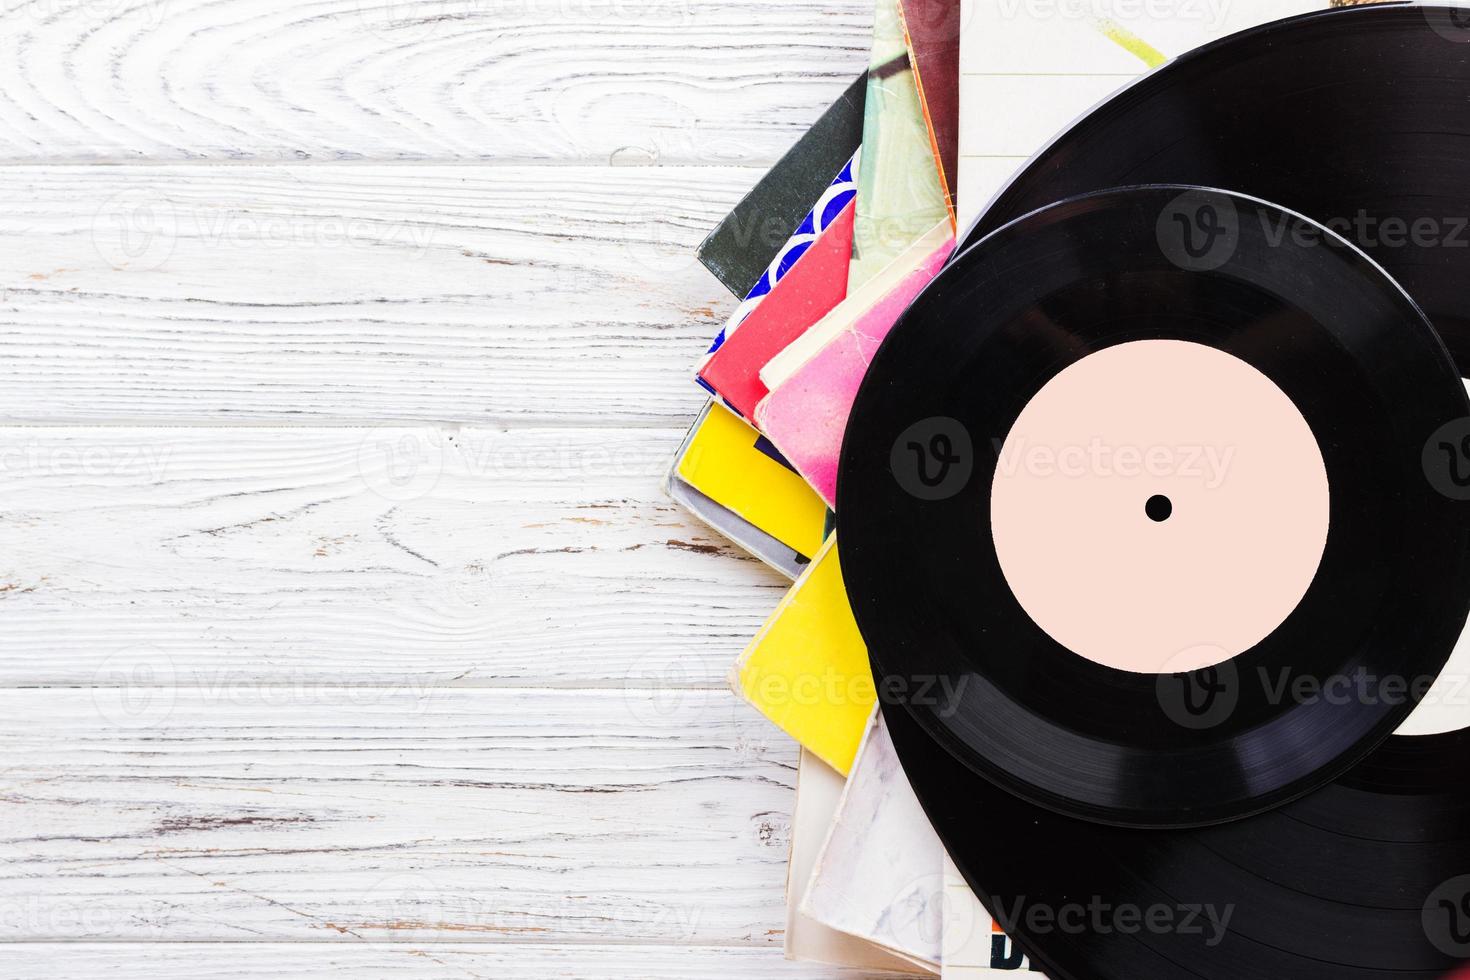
[991,339,1329,675]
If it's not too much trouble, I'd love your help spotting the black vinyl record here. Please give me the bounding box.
[836,185,1470,828]
[959,2,1470,375]
[885,697,1470,980]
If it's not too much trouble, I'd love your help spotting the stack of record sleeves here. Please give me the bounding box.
[665,4,1470,978]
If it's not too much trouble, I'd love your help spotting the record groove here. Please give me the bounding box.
[837,186,1470,828]
[960,3,1470,375]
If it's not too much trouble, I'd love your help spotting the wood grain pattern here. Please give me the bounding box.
[0,688,796,943]
[2,940,882,980]
[0,165,759,426]
[2,944,893,978]
[0,0,873,970]
[0,425,785,686]
[0,0,870,165]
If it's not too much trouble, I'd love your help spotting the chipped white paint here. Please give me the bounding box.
[0,165,765,425]
[0,0,874,973]
[0,426,787,685]
[0,689,795,943]
[0,0,869,164]
[3,944,895,978]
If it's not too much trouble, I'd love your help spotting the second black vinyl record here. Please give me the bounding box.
[836,186,1470,828]
[960,3,1470,374]
[884,697,1470,980]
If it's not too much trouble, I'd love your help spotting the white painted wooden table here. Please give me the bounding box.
[0,0,890,974]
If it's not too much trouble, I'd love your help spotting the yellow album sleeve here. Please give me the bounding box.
[676,402,828,560]
[731,537,874,775]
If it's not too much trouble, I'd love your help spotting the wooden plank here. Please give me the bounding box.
[0,943,895,977]
[0,0,884,967]
[0,425,786,686]
[0,0,869,164]
[0,688,800,943]
[0,165,762,425]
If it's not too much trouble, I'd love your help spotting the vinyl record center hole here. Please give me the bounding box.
[1145,495,1173,523]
